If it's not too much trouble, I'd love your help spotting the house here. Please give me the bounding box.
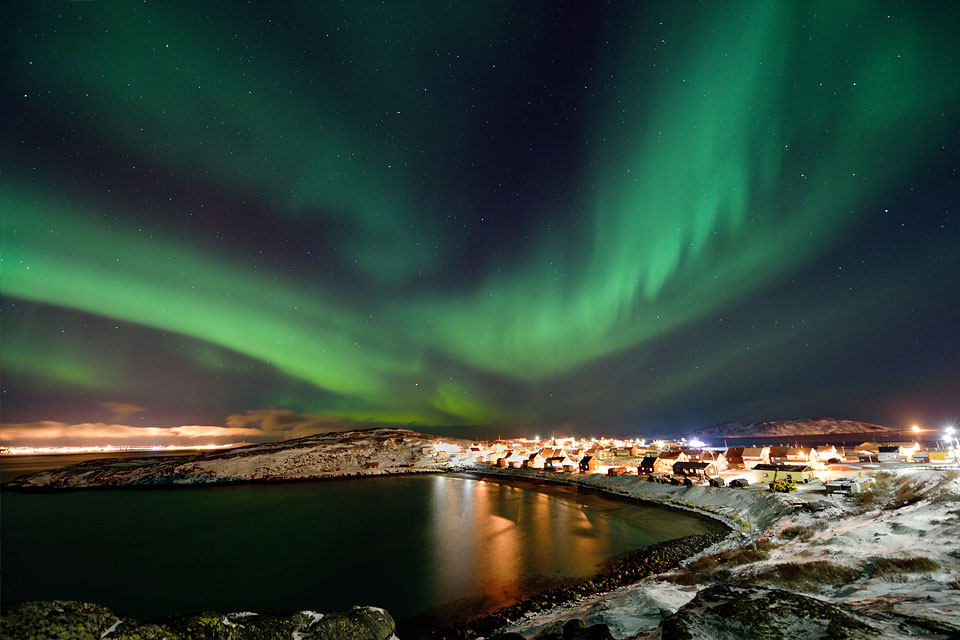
[929,450,954,463]
[562,461,579,473]
[579,456,600,473]
[752,464,815,484]
[816,445,841,463]
[768,446,791,465]
[826,479,869,495]
[877,445,902,463]
[365,462,379,469]
[699,450,728,472]
[638,455,659,475]
[597,447,617,460]
[502,451,527,469]
[672,461,719,478]
[659,450,689,463]
[527,451,547,469]
[654,451,688,475]
[911,451,931,464]
[725,447,745,469]
[855,442,882,461]
[839,447,860,463]
[547,455,572,471]
[655,451,689,474]
[790,447,820,467]
[539,447,563,461]
[742,447,771,468]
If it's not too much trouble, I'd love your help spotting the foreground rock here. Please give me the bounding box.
[0,600,396,640]
[3,427,471,489]
[647,584,958,639]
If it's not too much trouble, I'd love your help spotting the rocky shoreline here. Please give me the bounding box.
[5,440,958,639]
[0,600,397,640]
[420,533,726,640]
[483,468,960,640]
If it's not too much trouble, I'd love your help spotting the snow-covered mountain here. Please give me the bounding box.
[692,417,892,438]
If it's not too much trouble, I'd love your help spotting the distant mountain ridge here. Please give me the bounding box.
[693,417,892,438]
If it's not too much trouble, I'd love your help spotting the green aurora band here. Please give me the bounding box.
[3,1,958,429]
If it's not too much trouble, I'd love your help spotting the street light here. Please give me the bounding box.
[945,426,959,468]
[912,425,921,433]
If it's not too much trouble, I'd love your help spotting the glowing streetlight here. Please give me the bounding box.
[945,426,959,468]
[912,425,921,433]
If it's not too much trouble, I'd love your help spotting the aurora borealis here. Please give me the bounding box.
[2,1,958,442]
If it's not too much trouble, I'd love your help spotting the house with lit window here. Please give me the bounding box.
[752,464,815,484]
[579,455,600,473]
[673,461,719,478]
[638,455,659,475]
[742,447,771,468]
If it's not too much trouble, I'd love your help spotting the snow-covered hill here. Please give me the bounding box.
[693,417,892,438]
[3,427,472,489]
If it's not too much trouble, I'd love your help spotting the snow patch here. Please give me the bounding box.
[301,610,324,626]
[228,611,259,619]
[100,619,122,638]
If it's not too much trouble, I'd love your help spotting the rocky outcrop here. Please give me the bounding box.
[3,428,472,489]
[647,584,958,640]
[492,618,616,640]
[0,600,396,640]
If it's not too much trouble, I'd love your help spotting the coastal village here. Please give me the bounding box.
[437,435,960,493]
[4,426,959,639]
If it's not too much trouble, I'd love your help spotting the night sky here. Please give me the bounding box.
[3,1,958,444]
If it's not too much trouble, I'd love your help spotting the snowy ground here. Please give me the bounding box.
[482,467,960,639]
[3,428,472,488]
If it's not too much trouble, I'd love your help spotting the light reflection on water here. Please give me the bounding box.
[2,471,713,631]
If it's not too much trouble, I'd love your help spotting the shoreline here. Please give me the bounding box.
[489,467,960,639]
[7,452,957,638]
[411,469,737,639]
[455,463,791,533]
[3,463,736,639]
[417,532,726,640]
[0,465,449,493]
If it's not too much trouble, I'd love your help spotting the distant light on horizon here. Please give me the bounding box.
[0,443,242,456]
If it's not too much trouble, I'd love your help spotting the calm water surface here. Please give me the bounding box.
[2,463,714,631]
